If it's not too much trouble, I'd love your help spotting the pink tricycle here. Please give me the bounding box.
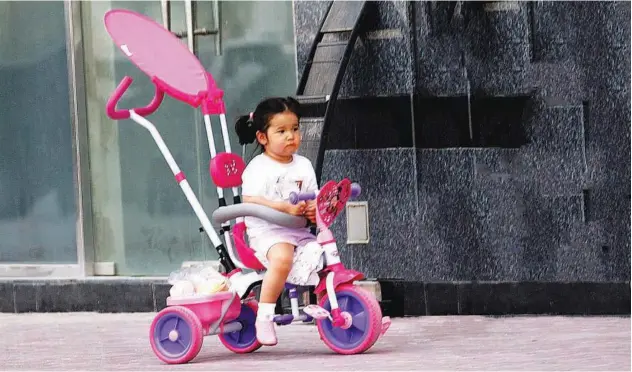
[103,8,390,365]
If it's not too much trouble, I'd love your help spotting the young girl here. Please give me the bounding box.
[235,97,324,346]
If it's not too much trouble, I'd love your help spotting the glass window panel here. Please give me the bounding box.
[0,1,77,264]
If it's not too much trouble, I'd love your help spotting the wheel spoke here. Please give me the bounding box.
[177,339,187,348]
[351,310,367,332]
[173,317,180,330]
[350,297,363,314]
[338,296,349,311]
[159,328,170,341]
[331,324,348,341]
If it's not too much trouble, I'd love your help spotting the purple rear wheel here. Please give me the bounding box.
[149,306,204,364]
[219,300,262,353]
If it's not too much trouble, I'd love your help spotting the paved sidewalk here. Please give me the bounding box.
[1,313,629,371]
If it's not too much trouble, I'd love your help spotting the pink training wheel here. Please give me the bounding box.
[150,306,204,364]
[316,179,352,228]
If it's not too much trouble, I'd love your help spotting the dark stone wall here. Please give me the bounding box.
[294,1,630,282]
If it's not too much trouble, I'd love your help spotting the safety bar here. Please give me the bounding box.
[212,203,308,228]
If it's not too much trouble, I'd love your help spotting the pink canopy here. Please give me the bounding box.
[104,9,221,110]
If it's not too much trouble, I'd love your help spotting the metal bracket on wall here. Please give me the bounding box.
[160,0,222,55]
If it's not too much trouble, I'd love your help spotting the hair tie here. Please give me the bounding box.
[249,112,254,120]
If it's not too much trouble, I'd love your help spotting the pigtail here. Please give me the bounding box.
[234,113,257,145]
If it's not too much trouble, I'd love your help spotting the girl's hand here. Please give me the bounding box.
[285,201,307,216]
[304,200,317,224]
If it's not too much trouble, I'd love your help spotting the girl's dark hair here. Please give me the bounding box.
[234,96,301,147]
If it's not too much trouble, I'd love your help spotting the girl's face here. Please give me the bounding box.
[256,110,301,163]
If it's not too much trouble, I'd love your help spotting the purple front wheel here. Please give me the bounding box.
[219,300,262,353]
[317,284,383,355]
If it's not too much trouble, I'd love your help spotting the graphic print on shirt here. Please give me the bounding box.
[268,173,305,200]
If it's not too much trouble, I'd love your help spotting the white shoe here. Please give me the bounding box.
[255,318,278,346]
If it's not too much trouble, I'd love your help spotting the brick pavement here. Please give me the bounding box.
[1,313,629,371]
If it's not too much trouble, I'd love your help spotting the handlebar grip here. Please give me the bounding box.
[350,183,361,198]
[289,191,316,205]
[106,76,133,120]
[106,76,165,120]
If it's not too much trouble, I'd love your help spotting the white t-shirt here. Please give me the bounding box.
[241,153,318,239]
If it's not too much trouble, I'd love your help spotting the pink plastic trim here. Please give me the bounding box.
[324,262,345,273]
[106,76,164,120]
[232,222,266,271]
[330,308,345,327]
[226,268,242,278]
[206,70,219,89]
[314,268,364,295]
[152,77,201,108]
[381,316,392,335]
[200,88,226,115]
[175,171,186,183]
[199,72,225,114]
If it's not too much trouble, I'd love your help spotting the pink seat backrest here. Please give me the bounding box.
[210,153,246,188]
[232,222,266,271]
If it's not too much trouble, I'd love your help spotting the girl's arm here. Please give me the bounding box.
[303,161,319,223]
[243,195,306,216]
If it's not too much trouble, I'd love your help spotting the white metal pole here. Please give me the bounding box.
[203,114,218,158]
[203,114,224,199]
[129,110,223,248]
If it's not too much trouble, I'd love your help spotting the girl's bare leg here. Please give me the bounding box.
[255,243,294,346]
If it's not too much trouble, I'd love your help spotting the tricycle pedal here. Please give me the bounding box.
[303,305,331,320]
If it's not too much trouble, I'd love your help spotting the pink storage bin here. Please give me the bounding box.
[166,291,241,328]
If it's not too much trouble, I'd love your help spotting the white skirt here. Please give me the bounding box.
[249,228,324,286]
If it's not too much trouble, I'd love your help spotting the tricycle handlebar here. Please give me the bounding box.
[289,183,361,205]
[288,191,316,205]
[106,76,165,120]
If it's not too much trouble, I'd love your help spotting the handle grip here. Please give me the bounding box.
[106,76,165,120]
[350,183,361,198]
[288,183,361,205]
[289,191,316,205]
